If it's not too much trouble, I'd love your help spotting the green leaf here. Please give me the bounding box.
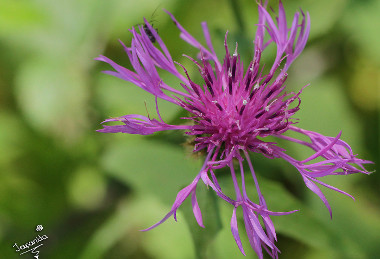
[67,166,106,210]
[341,0,380,61]
[101,136,202,205]
[0,0,46,35]
[79,196,195,259]
[15,58,89,143]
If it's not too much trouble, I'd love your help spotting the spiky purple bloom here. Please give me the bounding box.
[96,2,372,258]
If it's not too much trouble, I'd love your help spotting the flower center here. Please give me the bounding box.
[180,46,301,156]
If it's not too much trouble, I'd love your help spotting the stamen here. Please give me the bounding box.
[265,89,275,99]
[228,69,233,94]
[234,42,238,55]
[239,105,246,115]
[255,109,265,118]
[216,103,223,111]
[236,120,241,130]
[205,77,215,96]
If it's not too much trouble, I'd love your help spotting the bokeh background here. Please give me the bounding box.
[0,0,379,258]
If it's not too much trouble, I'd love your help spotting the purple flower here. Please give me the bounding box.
[96,1,372,258]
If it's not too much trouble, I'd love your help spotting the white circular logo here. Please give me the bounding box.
[36,225,43,232]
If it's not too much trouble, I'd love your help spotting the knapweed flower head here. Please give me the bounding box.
[96,1,372,258]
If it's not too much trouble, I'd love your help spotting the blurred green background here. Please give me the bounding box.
[0,0,379,258]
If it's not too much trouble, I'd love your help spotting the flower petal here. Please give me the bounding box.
[141,175,200,231]
[231,207,246,255]
[302,175,333,218]
[97,115,191,135]
[191,189,204,228]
